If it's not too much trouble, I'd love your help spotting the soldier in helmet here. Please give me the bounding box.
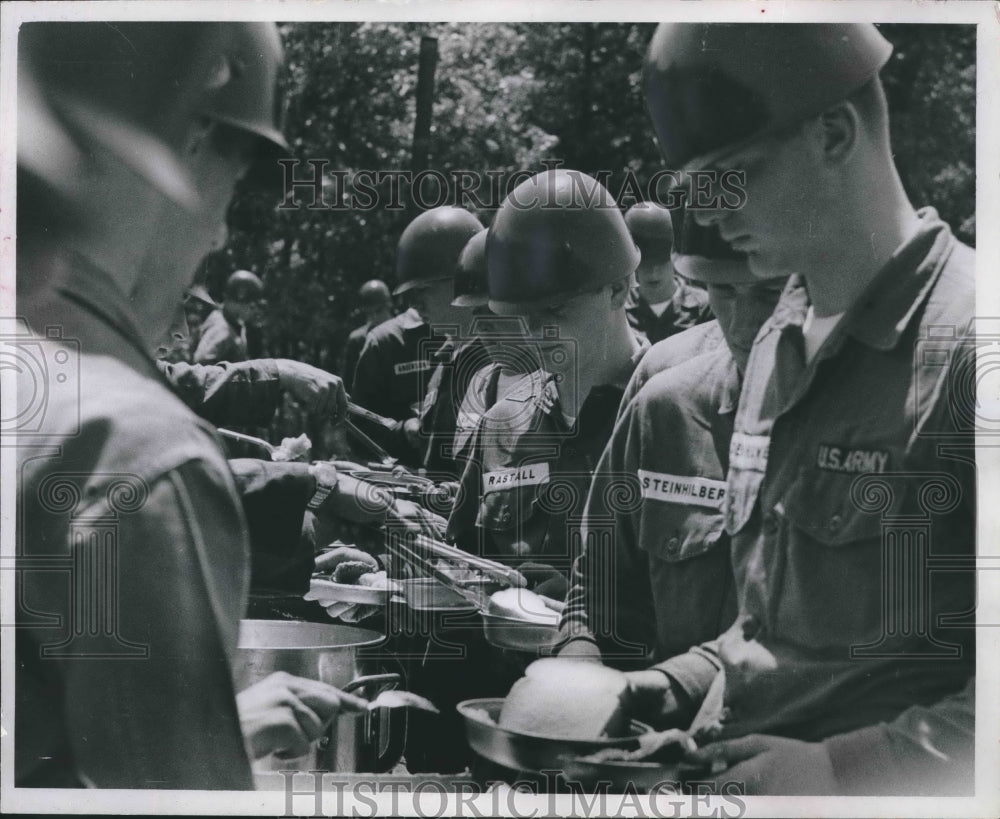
[412,229,502,478]
[193,268,267,364]
[447,169,648,584]
[623,201,713,345]
[627,23,974,795]
[342,279,393,388]
[557,202,787,680]
[14,22,346,788]
[350,207,484,432]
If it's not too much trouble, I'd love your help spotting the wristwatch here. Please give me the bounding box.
[307,464,340,511]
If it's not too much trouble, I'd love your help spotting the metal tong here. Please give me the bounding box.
[389,536,493,611]
[386,532,527,611]
[408,533,526,589]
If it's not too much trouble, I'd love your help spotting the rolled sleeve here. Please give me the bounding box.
[158,358,282,427]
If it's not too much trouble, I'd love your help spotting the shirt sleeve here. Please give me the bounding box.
[824,677,974,795]
[19,461,255,789]
[559,399,658,664]
[350,334,391,418]
[157,358,282,428]
[229,458,316,594]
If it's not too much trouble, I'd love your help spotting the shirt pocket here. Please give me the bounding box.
[637,500,725,564]
[775,462,905,648]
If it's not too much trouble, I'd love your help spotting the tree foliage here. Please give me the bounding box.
[207,22,975,378]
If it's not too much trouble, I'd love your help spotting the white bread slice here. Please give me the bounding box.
[498,658,631,739]
[488,588,560,625]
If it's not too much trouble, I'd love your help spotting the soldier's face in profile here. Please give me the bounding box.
[707,278,787,370]
[525,286,609,373]
[693,128,821,280]
[410,278,461,328]
[134,124,257,346]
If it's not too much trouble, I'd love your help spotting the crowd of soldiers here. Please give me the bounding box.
[12,19,975,797]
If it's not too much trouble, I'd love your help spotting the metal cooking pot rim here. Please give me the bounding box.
[237,619,386,650]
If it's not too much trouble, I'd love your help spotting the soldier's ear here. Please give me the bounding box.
[609,277,630,309]
[815,100,860,167]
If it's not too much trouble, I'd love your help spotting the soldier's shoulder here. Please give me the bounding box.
[29,352,226,485]
[636,346,733,416]
[362,312,413,347]
[635,320,724,380]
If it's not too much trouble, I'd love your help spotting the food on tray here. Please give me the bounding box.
[498,658,631,740]
[577,728,696,764]
[271,433,312,462]
[332,560,376,585]
[357,570,392,590]
[488,588,560,625]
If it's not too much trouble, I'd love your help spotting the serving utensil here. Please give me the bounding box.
[339,688,439,714]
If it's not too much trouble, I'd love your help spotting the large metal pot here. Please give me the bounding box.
[232,619,405,780]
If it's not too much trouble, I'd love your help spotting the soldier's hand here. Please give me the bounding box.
[686,734,838,795]
[276,359,348,422]
[623,668,690,729]
[402,417,422,449]
[516,562,568,600]
[387,498,449,540]
[236,671,343,760]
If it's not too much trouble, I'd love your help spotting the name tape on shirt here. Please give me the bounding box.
[729,433,770,472]
[394,359,433,376]
[483,463,550,493]
[638,470,727,509]
[816,444,890,474]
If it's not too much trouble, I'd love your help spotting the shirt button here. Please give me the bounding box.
[666,537,680,554]
[501,509,512,524]
[828,514,843,532]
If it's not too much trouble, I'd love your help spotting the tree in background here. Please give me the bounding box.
[207,21,975,397]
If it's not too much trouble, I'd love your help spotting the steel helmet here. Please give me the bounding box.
[184,284,220,311]
[624,202,674,265]
[487,169,640,315]
[394,207,485,296]
[19,22,288,209]
[644,23,893,169]
[452,230,489,308]
[224,269,265,301]
[358,279,392,308]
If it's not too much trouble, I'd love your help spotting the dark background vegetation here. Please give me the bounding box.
[206,22,975,378]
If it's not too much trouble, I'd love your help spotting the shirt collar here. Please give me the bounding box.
[26,250,156,374]
[842,208,954,351]
[398,306,425,330]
